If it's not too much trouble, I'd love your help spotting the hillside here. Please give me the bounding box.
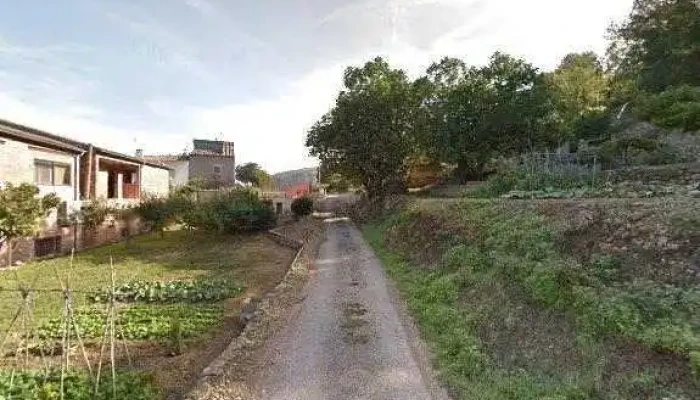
[364,196,700,399]
[272,167,318,190]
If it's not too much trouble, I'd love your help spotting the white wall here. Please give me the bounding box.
[142,165,170,196]
[0,136,80,231]
[171,160,189,186]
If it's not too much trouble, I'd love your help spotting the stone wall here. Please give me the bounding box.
[0,217,147,267]
[605,162,700,185]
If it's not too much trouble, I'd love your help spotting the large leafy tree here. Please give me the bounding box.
[235,162,261,186]
[0,183,60,266]
[306,57,421,199]
[547,52,609,139]
[427,52,554,182]
[608,0,700,92]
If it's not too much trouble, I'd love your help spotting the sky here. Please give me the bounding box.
[0,0,633,173]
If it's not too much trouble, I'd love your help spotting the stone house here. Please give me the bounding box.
[0,118,170,265]
[142,139,236,188]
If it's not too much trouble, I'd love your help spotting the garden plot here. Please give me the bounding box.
[0,230,296,399]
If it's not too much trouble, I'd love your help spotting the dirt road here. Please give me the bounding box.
[257,219,447,400]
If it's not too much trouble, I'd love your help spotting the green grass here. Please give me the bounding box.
[0,230,275,332]
[0,368,160,399]
[363,201,700,399]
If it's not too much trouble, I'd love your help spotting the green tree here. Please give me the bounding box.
[0,183,60,266]
[427,52,554,182]
[254,169,276,191]
[607,0,700,92]
[306,57,422,199]
[235,162,261,185]
[547,52,609,139]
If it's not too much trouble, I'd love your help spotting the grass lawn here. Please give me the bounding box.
[363,199,700,399]
[0,230,296,333]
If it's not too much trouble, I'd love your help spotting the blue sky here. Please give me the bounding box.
[0,0,632,172]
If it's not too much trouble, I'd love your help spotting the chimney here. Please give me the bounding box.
[135,149,143,158]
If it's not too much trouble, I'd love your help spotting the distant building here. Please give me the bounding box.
[273,167,319,190]
[283,182,313,199]
[143,139,236,188]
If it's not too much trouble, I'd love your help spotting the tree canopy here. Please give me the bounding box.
[306,57,422,199]
[607,0,700,92]
[0,183,60,265]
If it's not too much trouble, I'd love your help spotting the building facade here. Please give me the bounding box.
[143,139,236,188]
[0,118,170,266]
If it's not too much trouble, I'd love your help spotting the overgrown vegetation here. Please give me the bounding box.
[307,0,700,197]
[0,369,160,399]
[135,189,276,235]
[0,183,60,266]
[291,197,314,218]
[364,201,700,399]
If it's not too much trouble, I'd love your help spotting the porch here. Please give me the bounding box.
[96,156,141,204]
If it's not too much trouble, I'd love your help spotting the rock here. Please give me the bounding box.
[689,190,700,198]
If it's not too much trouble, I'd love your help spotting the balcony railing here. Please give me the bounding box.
[123,183,140,199]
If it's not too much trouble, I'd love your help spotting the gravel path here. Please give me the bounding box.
[257,219,448,400]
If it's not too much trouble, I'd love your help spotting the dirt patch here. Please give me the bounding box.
[601,339,700,399]
[384,208,468,267]
[539,198,700,285]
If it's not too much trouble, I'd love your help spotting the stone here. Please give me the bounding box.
[689,190,700,198]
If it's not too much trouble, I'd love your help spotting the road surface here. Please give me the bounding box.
[257,219,447,400]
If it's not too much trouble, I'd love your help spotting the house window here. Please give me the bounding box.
[212,165,222,174]
[34,160,71,186]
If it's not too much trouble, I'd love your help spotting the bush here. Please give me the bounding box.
[184,190,276,233]
[291,197,314,218]
[635,85,700,131]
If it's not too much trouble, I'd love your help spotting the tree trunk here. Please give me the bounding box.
[6,238,12,267]
[455,160,472,184]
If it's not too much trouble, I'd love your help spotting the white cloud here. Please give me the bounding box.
[190,64,344,173]
[0,0,636,174]
[0,92,188,156]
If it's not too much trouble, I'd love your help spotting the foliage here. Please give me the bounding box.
[607,0,700,92]
[306,57,422,199]
[424,52,556,182]
[546,52,609,140]
[290,197,314,218]
[0,183,60,265]
[183,190,276,233]
[71,199,115,229]
[598,136,681,168]
[0,183,60,239]
[322,172,351,193]
[38,304,222,340]
[365,205,700,399]
[465,163,600,198]
[135,195,173,235]
[235,162,261,185]
[0,369,160,400]
[87,279,242,304]
[635,85,700,131]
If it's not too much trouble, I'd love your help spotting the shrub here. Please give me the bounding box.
[135,195,173,235]
[635,85,700,131]
[291,197,314,218]
[184,190,276,233]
